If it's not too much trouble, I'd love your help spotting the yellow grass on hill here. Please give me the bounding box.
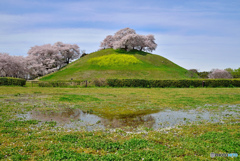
[88,54,142,67]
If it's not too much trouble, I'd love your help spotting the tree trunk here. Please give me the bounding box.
[124,40,128,51]
[124,45,128,51]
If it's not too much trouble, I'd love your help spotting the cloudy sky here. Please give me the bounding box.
[0,0,239,71]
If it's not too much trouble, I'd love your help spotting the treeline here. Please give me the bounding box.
[188,68,240,79]
[0,42,85,80]
[225,68,240,78]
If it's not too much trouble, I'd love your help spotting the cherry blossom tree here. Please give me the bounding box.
[113,34,157,52]
[0,53,11,77]
[11,55,28,78]
[0,53,28,79]
[144,34,157,52]
[1,42,81,79]
[26,55,46,78]
[113,27,136,42]
[26,44,63,77]
[26,42,80,78]
[113,34,144,51]
[134,35,147,51]
[53,42,80,65]
[100,28,157,52]
[208,69,232,79]
[100,35,114,49]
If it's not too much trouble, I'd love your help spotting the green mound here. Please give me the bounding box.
[40,49,195,81]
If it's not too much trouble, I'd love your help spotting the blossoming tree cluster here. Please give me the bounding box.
[100,28,157,52]
[0,42,81,79]
[0,53,27,78]
[208,69,232,79]
[27,42,80,77]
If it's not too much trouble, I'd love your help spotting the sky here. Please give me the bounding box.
[0,0,240,71]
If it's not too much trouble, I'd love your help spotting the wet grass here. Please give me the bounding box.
[0,86,239,160]
[59,94,102,102]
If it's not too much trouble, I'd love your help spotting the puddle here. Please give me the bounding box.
[18,107,239,131]
[18,108,105,131]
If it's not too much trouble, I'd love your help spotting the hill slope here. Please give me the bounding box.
[40,49,193,81]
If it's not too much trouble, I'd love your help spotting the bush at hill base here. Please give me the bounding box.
[37,79,240,88]
[107,79,240,88]
[0,77,26,86]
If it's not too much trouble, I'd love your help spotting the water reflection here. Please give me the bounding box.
[27,108,81,123]
[18,107,239,131]
[101,115,155,129]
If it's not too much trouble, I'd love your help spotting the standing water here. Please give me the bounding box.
[17,107,239,131]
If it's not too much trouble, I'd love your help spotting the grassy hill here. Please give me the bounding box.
[40,49,194,81]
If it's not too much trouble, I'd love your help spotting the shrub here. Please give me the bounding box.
[93,78,107,87]
[187,69,199,78]
[0,77,26,86]
[38,80,91,87]
[198,71,209,78]
[225,67,240,78]
[38,81,68,87]
[107,79,240,88]
[38,82,52,87]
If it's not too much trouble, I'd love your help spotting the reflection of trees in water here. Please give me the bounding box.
[101,115,155,129]
[30,108,81,123]
[29,108,156,130]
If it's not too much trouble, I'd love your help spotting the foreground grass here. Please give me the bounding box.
[0,87,239,160]
[1,87,240,117]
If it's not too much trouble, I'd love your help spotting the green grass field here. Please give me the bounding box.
[0,86,239,160]
[40,49,195,81]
